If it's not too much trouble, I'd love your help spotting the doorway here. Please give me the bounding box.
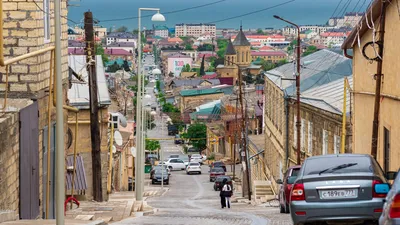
[42,123,56,219]
[383,127,390,173]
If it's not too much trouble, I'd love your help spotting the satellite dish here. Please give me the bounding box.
[114,131,123,146]
[131,147,136,157]
[117,112,128,128]
[112,145,117,154]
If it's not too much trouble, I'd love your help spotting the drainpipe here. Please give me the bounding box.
[284,95,290,170]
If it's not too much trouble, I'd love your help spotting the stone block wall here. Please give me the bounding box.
[0,112,20,213]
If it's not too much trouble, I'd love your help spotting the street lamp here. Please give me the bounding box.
[136,8,165,202]
[152,68,162,81]
[273,15,301,166]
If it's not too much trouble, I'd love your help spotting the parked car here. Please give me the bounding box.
[151,169,169,185]
[168,154,180,159]
[290,154,391,225]
[379,169,400,225]
[209,167,225,182]
[210,161,226,172]
[187,146,199,154]
[174,134,184,144]
[277,165,301,213]
[214,175,232,191]
[164,158,186,171]
[150,165,170,179]
[190,154,203,165]
[168,124,179,136]
[186,162,202,175]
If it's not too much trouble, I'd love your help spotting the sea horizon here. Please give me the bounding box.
[67,0,369,31]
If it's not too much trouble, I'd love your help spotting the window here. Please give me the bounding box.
[308,121,313,154]
[301,119,305,150]
[322,130,328,155]
[43,0,51,41]
[334,135,340,154]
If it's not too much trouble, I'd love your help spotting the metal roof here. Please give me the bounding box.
[232,26,251,46]
[180,88,223,97]
[264,49,352,95]
[299,76,353,115]
[170,79,220,87]
[68,55,111,108]
[225,39,236,55]
[107,32,137,39]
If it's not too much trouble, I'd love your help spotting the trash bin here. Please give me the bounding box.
[144,164,152,174]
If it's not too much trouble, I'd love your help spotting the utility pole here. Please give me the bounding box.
[233,96,239,181]
[237,68,251,201]
[370,0,387,159]
[85,11,103,202]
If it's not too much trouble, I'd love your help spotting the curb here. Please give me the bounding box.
[84,220,108,225]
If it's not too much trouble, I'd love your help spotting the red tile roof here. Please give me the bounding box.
[104,49,132,56]
[201,73,217,79]
[259,45,274,51]
[320,32,349,37]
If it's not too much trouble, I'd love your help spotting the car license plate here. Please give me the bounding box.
[320,189,358,199]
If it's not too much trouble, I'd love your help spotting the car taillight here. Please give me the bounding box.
[291,183,305,201]
[389,194,400,218]
[372,180,387,198]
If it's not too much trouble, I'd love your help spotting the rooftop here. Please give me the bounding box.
[180,87,223,97]
[107,32,137,39]
[155,25,169,30]
[251,51,287,57]
[106,42,136,47]
[232,26,251,46]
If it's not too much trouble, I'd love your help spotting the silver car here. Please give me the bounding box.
[380,169,400,225]
[290,154,390,225]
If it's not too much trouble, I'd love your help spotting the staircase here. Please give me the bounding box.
[253,180,275,200]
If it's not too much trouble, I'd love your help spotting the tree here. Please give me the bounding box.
[115,26,128,32]
[256,29,264,34]
[182,123,207,150]
[261,60,276,71]
[302,46,318,57]
[95,44,108,66]
[216,39,228,58]
[132,29,139,35]
[106,61,120,73]
[122,59,130,71]
[181,64,191,73]
[145,139,160,151]
[197,43,214,51]
[162,103,180,113]
[287,40,297,53]
[185,44,193,50]
[155,80,161,91]
[255,74,265,84]
[243,74,254,84]
[199,55,205,76]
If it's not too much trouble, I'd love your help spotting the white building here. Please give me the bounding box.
[282,25,335,36]
[154,25,169,38]
[175,23,216,38]
[106,32,138,46]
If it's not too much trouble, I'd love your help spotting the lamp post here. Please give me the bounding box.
[152,68,162,82]
[273,15,301,165]
[135,8,165,202]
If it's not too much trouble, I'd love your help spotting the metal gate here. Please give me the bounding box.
[19,101,40,219]
[42,123,56,219]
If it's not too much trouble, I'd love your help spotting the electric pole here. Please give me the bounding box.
[370,0,387,159]
[85,11,103,202]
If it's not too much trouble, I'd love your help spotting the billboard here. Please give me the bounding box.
[167,57,193,77]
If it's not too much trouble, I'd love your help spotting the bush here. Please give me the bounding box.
[207,153,215,161]
[183,146,188,154]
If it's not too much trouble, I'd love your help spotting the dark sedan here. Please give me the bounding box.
[150,165,170,179]
[214,176,232,191]
[151,169,169,185]
[209,167,225,182]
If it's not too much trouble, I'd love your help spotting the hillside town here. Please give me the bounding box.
[0,0,399,225]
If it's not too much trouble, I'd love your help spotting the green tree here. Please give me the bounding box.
[122,59,130,71]
[132,29,139,35]
[261,59,276,71]
[199,55,205,76]
[95,44,109,66]
[181,64,191,73]
[302,46,318,57]
[256,29,264,34]
[106,61,120,73]
[185,44,193,50]
[145,139,160,151]
[155,80,161,91]
[162,103,180,113]
[182,123,207,150]
[115,26,128,32]
[287,40,297,53]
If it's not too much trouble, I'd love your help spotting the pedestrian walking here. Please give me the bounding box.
[220,179,227,208]
[222,181,233,209]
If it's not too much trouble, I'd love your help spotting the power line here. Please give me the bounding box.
[98,0,227,23]
[207,0,296,24]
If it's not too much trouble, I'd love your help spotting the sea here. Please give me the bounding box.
[67,0,369,30]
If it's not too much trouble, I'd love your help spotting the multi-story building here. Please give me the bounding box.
[154,25,169,38]
[73,25,107,39]
[106,32,138,46]
[320,31,350,46]
[175,23,216,38]
[250,51,287,63]
[0,0,108,220]
[341,0,400,173]
[282,25,335,36]
[329,12,364,28]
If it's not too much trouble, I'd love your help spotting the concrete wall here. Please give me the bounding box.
[0,113,20,213]
[67,108,109,201]
[351,2,400,171]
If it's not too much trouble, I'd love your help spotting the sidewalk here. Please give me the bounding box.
[1,219,106,225]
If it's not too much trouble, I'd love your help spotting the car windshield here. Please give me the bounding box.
[291,168,300,176]
[192,154,201,158]
[154,169,168,175]
[304,156,372,175]
[169,155,179,158]
[189,163,199,166]
[211,168,224,173]
[216,176,231,182]
[214,162,224,166]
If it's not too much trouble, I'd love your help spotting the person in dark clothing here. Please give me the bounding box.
[220,179,227,208]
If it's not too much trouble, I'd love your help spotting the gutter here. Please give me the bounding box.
[284,93,290,170]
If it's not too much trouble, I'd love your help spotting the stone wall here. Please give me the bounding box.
[0,112,19,213]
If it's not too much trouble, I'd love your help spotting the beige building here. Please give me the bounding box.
[175,23,216,38]
[0,0,73,220]
[342,0,400,172]
[73,25,107,39]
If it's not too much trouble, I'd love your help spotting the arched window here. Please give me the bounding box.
[242,52,244,62]
[246,51,249,62]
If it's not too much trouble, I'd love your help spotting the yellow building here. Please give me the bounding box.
[342,0,400,172]
[216,26,261,80]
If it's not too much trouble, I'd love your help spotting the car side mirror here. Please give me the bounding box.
[374,183,390,194]
[386,171,398,180]
[276,179,283,184]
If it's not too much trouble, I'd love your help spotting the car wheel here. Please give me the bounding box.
[210,178,213,182]
[214,186,217,191]
[279,204,285,213]
[168,166,172,170]
[166,181,169,185]
[199,172,201,174]
[152,180,155,185]
[186,172,189,175]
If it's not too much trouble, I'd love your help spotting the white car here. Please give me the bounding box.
[190,154,203,165]
[150,79,156,83]
[186,162,202,174]
[164,158,186,171]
